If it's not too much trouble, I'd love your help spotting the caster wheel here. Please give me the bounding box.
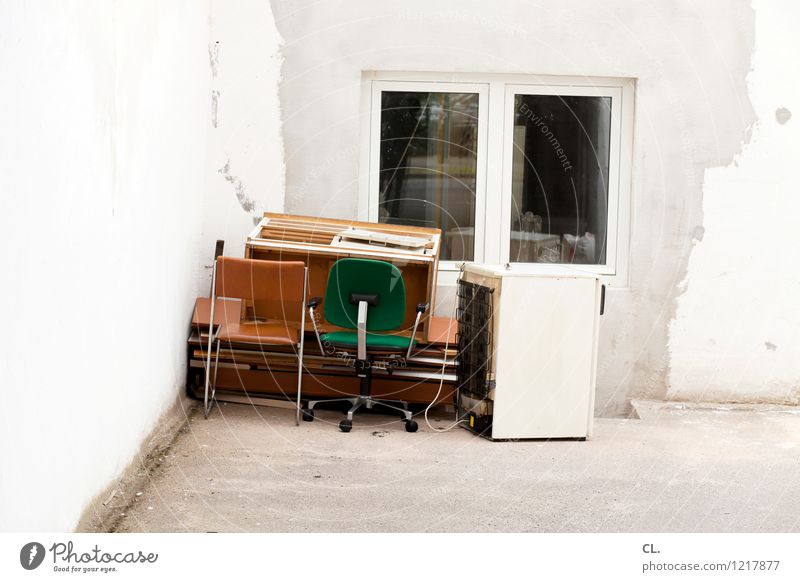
[405,420,418,433]
[301,408,314,422]
[339,419,352,433]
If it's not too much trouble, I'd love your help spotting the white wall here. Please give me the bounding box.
[198,0,284,268]
[668,0,800,404]
[0,0,210,531]
[266,0,757,415]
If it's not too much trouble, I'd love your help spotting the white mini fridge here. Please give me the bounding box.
[456,264,604,440]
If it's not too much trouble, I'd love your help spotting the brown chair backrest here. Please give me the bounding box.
[214,258,305,321]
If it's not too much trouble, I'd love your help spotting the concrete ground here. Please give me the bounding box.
[108,400,800,532]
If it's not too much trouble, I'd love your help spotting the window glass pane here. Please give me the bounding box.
[379,91,479,261]
[511,94,611,265]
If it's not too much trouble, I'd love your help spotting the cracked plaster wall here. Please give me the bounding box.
[268,0,758,416]
[198,0,285,273]
[668,0,800,405]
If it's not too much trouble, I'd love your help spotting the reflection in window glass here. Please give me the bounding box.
[379,91,479,261]
[511,94,611,265]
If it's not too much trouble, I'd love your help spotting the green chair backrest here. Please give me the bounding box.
[323,258,406,331]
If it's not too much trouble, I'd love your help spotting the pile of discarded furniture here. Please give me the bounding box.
[186,213,457,431]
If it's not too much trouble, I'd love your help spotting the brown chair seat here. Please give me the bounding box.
[217,321,299,345]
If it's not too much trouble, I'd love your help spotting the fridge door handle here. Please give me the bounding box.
[600,284,606,316]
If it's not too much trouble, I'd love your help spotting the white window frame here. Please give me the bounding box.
[359,71,634,286]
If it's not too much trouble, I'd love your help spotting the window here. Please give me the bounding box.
[378,88,482,261]
[360,72,633,284]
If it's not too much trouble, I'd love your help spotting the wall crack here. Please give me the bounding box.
[219,158,258,217]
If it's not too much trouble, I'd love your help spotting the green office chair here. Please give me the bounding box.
[302,258,428,433]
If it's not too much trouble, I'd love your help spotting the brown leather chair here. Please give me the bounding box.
[204,256,308,423]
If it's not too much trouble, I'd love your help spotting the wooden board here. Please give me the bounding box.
[189,366,455,406]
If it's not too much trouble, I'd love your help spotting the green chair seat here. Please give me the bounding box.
[321,331,414,351]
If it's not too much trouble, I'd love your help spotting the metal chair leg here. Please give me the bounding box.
[206,340,220,418]
[212,340,220,396]
[203,344,213,419]
[368,398,413,421]
[306,397,361,412]
[205,263,218,419]
[295,346,303,426]
[296,267,308,426]
[345,398,364,421]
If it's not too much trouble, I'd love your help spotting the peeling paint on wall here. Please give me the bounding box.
[669,0,800,405]
[218,158,257,215]
[201,0,284,260]
[775,106,791,124]
[208,40,220,78]
[209,41,221,128]
[210,89,220,128]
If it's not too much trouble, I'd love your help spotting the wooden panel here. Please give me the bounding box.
[211,367,455,405]
[259,212,442,238]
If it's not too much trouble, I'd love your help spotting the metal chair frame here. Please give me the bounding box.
[203,258,308,424]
